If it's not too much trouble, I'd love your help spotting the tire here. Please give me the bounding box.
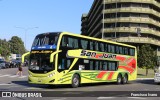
[122,74,128,84]
[117,74,122,85]
[71,74,80,88]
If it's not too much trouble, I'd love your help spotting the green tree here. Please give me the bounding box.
[9,36,26,55]
[138,44,157,76]
[0,39,11,59]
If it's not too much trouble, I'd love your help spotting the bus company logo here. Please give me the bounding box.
[80,50,116,59]
[2,92,11,97]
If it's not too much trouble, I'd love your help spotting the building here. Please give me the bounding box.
[9,54,21,60]
[81,0,160,63]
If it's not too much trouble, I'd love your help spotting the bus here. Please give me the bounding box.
[22,32,137,88]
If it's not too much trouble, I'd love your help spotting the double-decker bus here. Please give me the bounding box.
[22,32,137,88]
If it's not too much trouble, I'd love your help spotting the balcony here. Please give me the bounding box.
[104,7,160,18]
[104,17,160,28]
[105,37,160,46]
[104,27,160,37]
[105,0,160,8]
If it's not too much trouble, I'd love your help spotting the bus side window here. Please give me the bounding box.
[95,61,99,70]
[116,46,120,54]
[58,59,65,70]
[90,61,94,70]
[108,62,112,71]
[81,39,88,50]
[129,48,135,56]
[73,38,78,48]
[108,61,118,71]
[90,41,94,50]
[95,42,99,51]
[67,59,71,68]
[111,62,116,71]
[111,45,115,53]
[119,46,123,54]
[105,44,108,52]
[103,62,107,70]
[100,42,104,52]
[61,36,67,47]
[68,37,74,48]
[100,61,103,70]
[108,44,111,53]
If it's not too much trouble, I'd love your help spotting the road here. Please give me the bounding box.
[0,67,159,100]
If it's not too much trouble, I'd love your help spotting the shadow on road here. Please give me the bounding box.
[135,79,156,85]
[11,81,49,88]
[11,80,134,89]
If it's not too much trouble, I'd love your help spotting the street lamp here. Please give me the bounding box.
[15,26,38,49]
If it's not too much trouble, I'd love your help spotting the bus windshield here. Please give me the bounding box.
[32,33,59,47]
[29,53,54,73]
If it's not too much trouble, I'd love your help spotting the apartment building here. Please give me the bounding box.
[81,0,160,62]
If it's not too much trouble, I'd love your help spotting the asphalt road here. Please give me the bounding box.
[0,67,159,100]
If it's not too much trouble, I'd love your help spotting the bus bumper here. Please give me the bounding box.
[28,76,56,84]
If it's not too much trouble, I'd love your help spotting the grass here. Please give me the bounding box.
[137,68,155,78]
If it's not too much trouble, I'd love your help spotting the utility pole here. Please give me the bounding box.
[102,0,105,39]
[15,27,38,49]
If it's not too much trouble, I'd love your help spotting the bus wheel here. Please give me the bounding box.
[122,74,128,84]
[71,74,80,88]
[117,74,122,85]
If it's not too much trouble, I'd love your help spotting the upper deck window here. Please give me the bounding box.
[32,33,59,47]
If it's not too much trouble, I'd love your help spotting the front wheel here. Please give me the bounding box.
[71,74,80,88]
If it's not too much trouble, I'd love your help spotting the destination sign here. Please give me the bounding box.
[31,50,53,53]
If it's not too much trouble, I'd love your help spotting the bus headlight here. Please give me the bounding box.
[48,72,55,77]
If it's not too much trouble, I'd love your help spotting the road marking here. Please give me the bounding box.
[18,76,27,78]
[0,74,11,77]
[9,75,19,77]
[9,85,20,88]
[25,87,42,90]
[52,98,66,100]
[128,97,146,99]
[0,74,27,78]
[0,83,12,85]
[136,78,153,80]
[97,97,116,99]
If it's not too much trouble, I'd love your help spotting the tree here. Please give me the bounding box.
[138,44,157,76]
[0,39,11,59]
[9,36,26,55]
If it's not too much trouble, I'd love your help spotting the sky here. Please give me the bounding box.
[0,0,94,50]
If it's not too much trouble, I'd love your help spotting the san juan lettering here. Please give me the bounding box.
[80,50,116,59]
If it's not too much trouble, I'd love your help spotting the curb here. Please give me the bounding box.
[136,78,154,80]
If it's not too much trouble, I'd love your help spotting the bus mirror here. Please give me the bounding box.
[50,50,62,63]
[22,52,30,63]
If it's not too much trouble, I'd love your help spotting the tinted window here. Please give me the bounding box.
[32,33,59,46]
[81,39,88,49]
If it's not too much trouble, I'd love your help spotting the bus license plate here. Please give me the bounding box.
[38,78,42,82]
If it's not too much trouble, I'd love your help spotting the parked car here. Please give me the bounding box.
[9,60,21,68]
[0,60,6,69]
[5,62,10,68]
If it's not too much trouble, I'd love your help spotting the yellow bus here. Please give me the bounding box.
[22,32,137,88]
